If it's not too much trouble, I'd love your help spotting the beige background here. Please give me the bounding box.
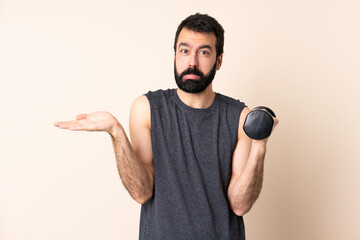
[1,0,359,239]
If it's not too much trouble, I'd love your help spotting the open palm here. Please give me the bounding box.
[54,111,120,133]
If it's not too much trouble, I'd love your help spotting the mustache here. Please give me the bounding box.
[179,67,205,80]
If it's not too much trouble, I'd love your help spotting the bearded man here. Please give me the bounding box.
[54,13,279,240]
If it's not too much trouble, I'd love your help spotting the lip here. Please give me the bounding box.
[183,74,200,80]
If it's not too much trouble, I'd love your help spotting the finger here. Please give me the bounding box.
[54,121,69,128]
[273,117,279,127]
[68,122,95,131]
[270,118,279,134]
[68,125,87,131]
[53,121,63,127]
[54,120,78,126]
[58,120,81,129]
[54,121,76,126]
[76,114,87,120]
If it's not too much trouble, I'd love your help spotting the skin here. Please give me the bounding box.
[53,28,279,215]
[175,28,222,108]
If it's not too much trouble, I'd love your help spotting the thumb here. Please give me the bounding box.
[76,113,87,120]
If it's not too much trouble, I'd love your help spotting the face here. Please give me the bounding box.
[174,28,223,93]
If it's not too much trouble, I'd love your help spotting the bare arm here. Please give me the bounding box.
[227,107,278,216]
[53,95,154,204]
[111,95,153,204]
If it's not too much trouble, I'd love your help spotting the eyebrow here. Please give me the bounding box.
[178,42,213,51]
[178,42,190,48]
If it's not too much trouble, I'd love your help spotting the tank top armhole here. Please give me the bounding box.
[235,101,247,141]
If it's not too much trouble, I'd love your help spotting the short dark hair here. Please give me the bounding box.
[174,13,225,58]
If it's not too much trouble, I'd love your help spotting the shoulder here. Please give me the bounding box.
[130,89,175,127]
[215,93,250,140]
[144,89,174,101]
[131,95,150,112]
[216,93,247,120]
[130,95,151,128]
[216,92,246,109]
[131,88,174,112]
[143,89,177,113]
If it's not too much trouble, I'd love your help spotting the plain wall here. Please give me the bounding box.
[1,0,359,239]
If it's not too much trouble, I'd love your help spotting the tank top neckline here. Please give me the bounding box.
[172,88,220,113]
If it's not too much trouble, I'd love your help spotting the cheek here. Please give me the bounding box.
[203,59,217,73]
[175,57,187,72]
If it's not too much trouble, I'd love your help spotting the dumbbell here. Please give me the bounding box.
[243,106,276,140]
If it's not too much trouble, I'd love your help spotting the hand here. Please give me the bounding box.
[53,111,121,135]
[243,106,279,141]
[256,108,279,132]
[252,114,279,146]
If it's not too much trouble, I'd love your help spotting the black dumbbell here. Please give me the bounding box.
[243,106,276,140]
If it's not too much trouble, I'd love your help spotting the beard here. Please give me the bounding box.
[174,61,217,93]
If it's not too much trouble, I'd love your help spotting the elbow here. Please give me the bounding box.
[131,177,154,204]
[135,197,149,205]
[133,187,153,204]
[134,193,152,204]
[228,192,253,216]
[232,204,252,216]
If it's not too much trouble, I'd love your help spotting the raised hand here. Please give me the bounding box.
[53,111,121,134]
[243,106,279,141]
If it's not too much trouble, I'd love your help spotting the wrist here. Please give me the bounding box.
[251,140,267,156]
[109,122,124,138]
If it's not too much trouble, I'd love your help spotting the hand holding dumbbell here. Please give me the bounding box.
[243,106,278,140]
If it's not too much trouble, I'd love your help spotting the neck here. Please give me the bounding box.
[176,85,215,109]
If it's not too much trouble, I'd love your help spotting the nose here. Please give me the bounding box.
[188,52,199,68]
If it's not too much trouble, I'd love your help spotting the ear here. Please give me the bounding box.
[216,53,223,70]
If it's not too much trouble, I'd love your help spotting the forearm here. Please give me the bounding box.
[110,125,153,204]
[228,141,266,216]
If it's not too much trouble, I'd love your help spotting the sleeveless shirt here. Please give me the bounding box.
[140,89,246,240]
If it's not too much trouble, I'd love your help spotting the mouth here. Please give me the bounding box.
[183,74,201,80]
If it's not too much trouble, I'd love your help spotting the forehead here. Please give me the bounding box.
[177,28,216,49]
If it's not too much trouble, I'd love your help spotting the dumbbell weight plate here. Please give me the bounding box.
[243,106,276,140]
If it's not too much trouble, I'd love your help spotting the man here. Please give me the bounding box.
[54,13,278,239]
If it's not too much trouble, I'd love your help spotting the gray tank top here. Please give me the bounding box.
[140,89,246,240]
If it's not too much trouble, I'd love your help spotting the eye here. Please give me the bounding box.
[180,49,188,54]
[199,50,209,55]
